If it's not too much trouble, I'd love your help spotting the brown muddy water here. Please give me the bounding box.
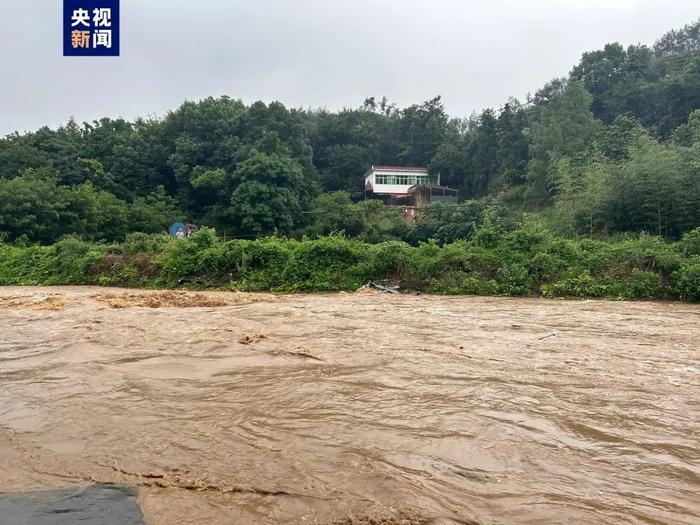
[0,286,698,525]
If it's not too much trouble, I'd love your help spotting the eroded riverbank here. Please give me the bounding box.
[1,287,698,524]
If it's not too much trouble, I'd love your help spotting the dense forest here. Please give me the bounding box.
[1,21,699,300]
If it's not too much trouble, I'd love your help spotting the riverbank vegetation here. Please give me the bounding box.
[1,223,698,301]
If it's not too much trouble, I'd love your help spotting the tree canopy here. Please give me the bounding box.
[1,20,699,245]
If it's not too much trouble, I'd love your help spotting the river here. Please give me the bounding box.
[1,287,698,524]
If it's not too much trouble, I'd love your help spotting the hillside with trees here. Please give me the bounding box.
[1,20,699,245]
[1,20,699,300]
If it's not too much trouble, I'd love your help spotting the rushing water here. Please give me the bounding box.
[1,286,698,524]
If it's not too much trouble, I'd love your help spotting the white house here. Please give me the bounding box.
[364,165,439,196]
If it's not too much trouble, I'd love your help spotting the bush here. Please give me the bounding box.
[672,259,700,301]
[223,238,292,290]
[280,236,370,291]
[497,264,532,295]
[0,244,52,285]
[429,271,499,295]
[122,232,173,256]
[678,228,700,257]
[1,225,698,301]
[88,252,156,287]
[542,271,615,298]
[365,241,412,279]
[620,269,661,299]
[406,240,444,281]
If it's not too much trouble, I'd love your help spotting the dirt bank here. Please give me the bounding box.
[0,286,698,524]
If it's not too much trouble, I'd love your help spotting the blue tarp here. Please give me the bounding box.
[168,222,186,237]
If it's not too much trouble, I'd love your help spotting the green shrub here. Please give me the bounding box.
[97,265,139,287]
[89,252,156,287]
[225,238,292,290]
[619,269,662,299]
[672,259,700,301]
[678,228,700,257]
[527,252,567,284]
[156,231,220,286]
[365,241,412,279]
[429,271,499,295]
[47,237,109,284]
[280,236,370,291]
[122,232,172,256]
[577,238,615,274]
[497,264,532,295]
[407,240,443,281]
[1,226,697,301]
[542,271,613,298]
[0,244,52,285]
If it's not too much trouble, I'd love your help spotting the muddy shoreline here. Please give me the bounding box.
[1,286,698,524]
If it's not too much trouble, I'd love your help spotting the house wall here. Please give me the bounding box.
[413,187,432,208]
[371,183,414,194]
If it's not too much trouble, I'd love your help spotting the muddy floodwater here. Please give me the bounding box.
[1,286,698,524]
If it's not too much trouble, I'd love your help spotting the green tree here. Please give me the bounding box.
[397,96,449,165]
[62,183,130,241]
[673,109,700,146]
[554,134,700,237]
[0,168,64,243]
[128,187,182,234]
[230,148,306,236]
[307,192,365,237]
[526,80,602,205]
[654,19,700,57]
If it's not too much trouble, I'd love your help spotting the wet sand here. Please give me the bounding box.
[0,286,698,524]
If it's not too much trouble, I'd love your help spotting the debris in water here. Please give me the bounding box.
[0,296,69,310]
[324,510,433,525]
[239,331,323,360]
[369,281,400,294]
[93,291,258,309]
[354,286,383,296]
[239,331,277,345]
[272,348,324,361]
[356,281,400,295]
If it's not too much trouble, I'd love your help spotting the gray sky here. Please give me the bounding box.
[1,0,698,135]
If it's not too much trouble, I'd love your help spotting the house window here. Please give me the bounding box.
[375,172,435,186]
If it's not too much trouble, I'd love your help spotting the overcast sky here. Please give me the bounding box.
[1,1,698,135]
